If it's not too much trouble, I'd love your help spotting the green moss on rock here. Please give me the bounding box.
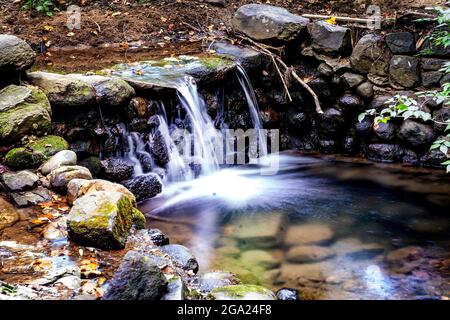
[209,284,276,300]
[132,208,146,229]
[4,135,69,169]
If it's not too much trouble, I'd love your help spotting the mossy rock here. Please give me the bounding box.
[67,191,134,250]
[132,208,146,229]
[209,284,276,300]
[4,135,69,169]
[0,85,51,145]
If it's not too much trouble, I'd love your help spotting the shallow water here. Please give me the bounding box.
[140,154,450,300]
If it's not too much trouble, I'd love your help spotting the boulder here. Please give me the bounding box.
[320,108,346,133]
[160,244,199,273]
[10,186,51,207]
[356,81,374,99]
[350,34,391,77]
[49,166,92,191]
[67,191,134,249]
[1,170,38,191]
[374,122,396,141]
[132,208,146,229]
[398,120,435,148]
[121,173,162,202]
[232,4,309,43]
[422,71,443,88]
[103,251,167,300]
[0,35,35,74]
[366,143,402,162]
[389,55,420,88]
[40,150,77,175]
[385,32,415,54]
[342,72,365,88]
[65,74,135,107]
[210,285,276,300]
[286,245,335,262]
[284,223,334,246]
[101,157,134,182]
[0,85,51,144]
[67,178,136,205]
[307,21,351,56]
[0,197,20,230]
[4,135,69,169]
[26,72,96,108]
[276,288,298,300]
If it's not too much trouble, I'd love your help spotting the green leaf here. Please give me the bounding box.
[440,144,449,155]
[430,144,440,150]
[358,113,366,123]
[441,160,450,165]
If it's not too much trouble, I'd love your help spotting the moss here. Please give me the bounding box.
[4,147,45,169]
[27,135,69,157]
[113,196,133,245]
[198,57,233,70]
[210,284,271,299]
[132,208,146,229]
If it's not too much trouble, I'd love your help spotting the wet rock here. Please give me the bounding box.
[232,4,309,43]
[342,72,365,88]
[398,120,435,148]
[101,157,134,182]
[343,134,357,154]
[240,250,280,269]
[320,108,345,133]
[10,186,51,207]
[103,251,167,300]
[385,32,415,54]
[386,246,424,265]
[355,116,374,135]
[150,131,170,166]
[232,213,287,249]
[338,93,364,113]
[78,157,103,178]
[1,170,38,191]
[389,56,420,88]
[4,135,69,169]
[161,276,186,300]
[210,284,276,300]
[0,35,35,74]
[121,173,162,202]
[356,81,374,99]
[374,122,396,141]
[422,71,443,88]
[26,72,96,108]
[276,288,298,300]
[0,197,20,230]
[65,74,135,107]
[67,178,136,205]
[366,143,402,162]
[286,245,335,263]
[318,139,337,153]
[307,21,351,56]
[41,150,77,176]
[421,149,448,168]
[137,152,154,173]
[67,191,134,249]
[308,77,332,101]
[402,149,419,165]
[0,85,51,145]
[432,108,450,133]
[148,228,169,246]
[350,34,391,77]
[49,165,92,191]
[194,271,239,294]
[43,217,68,241]
[210,42,265,70]
[284,224,334,246]
[331,238,384,259]
[161,244,199,274]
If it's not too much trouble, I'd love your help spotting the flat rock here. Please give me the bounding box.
[210,41,265,70]
[10,186,51,207]
[284,223,334,246]
[286,245,335,263]
[1,170,38,191]
[67,178,136,205]
[49,165,92,191]
[232,212,287,249]
[232,4,309,43]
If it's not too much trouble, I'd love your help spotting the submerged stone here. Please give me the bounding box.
[284,223,334,246]
[210,284,276,300]
[286,245,336,263]
[67,191,134,249]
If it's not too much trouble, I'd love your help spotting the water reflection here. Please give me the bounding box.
[140,154,450,300]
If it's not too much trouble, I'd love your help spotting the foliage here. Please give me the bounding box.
[22,0,56,16]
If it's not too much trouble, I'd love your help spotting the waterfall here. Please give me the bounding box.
[175,76,223,175]
[236,64,268,160]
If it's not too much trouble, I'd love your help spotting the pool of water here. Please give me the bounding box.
[140,154,450,300]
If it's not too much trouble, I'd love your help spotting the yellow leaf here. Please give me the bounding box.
[325,17,337,25]
[43,25,54,31]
